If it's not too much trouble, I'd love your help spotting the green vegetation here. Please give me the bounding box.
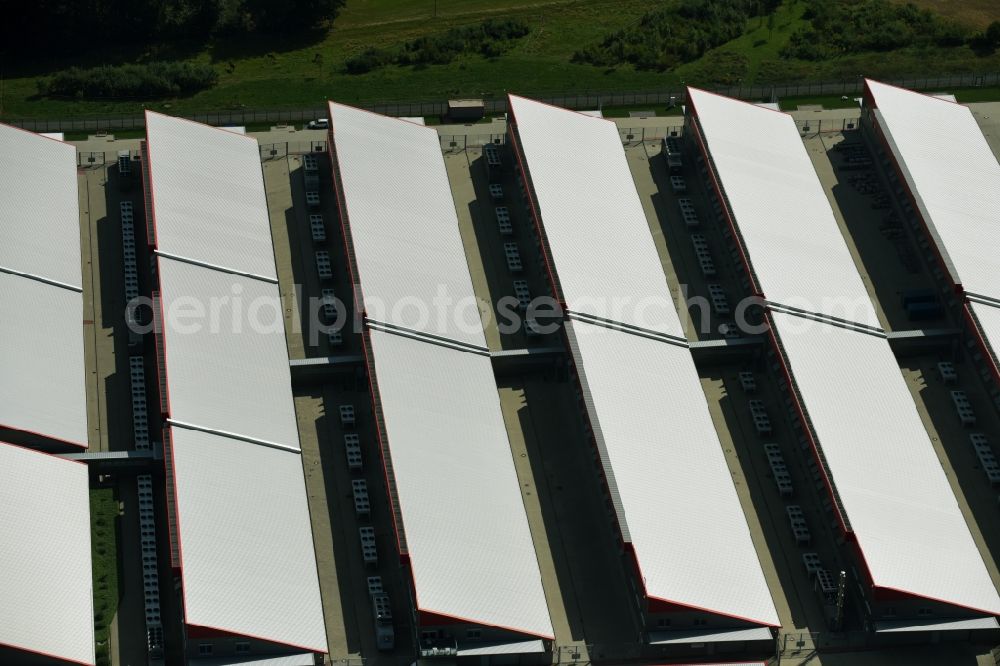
[572,0,775,71]
[904,0,998,31]
[0,0,667,118]
[980,20,1000,52]
[675,0,1000,88]
[1,0,346,57]
[783,0,968,61]
[218,0,347,34]
[91,489,120,666]
[41,62,218,100]
[345,18,530,74]
[674,0,808,85]
[955,85,1000,102]
[1,0,999,120]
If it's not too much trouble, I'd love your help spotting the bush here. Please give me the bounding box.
[986,21,1000,50]
[344,48,393,74]
[572,0,750,71]
[782,0,970,60]
[40,61,218,99]
[481,18,530,41]
[344,18,530,74]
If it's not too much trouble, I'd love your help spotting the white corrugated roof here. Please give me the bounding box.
[0,272,87,447]
[564,319,779,627]
[329,102,487,348]
[145,112,277,280]
[508,95,683,339]
[457,639,545,656]
[772,311,1000,614]
[648,626,774,644]
[866,80,1000,299]
[189,655,317,666]
[972,300,1000,347]
[367,329,553,638]
[147,115,325,651]
[688,88,881,330]
[170,427,327,652]
[970,303,1000,373]
[190,656,316,666]
[0,443,94,665]
[875,616,999,633]
[158,256,299,450]
[0,123,82,289]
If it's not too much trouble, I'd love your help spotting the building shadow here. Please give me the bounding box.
[899,358,1000,590]
[711,366,815,632]
[820,133,954,332]
[308,388,364,656]
[464,146,560,350]
[511,373,640,653]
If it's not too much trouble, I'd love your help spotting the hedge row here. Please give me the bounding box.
[39,62,218,99]
[345,18,530,74]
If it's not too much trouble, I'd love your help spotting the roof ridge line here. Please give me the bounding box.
[0,265,82,293]
[154,250,278,284]
[966,292,1000,309]
[166,418,299,453]
[566,311,689,348]
[766,302,886,338]
[365,318,490,356]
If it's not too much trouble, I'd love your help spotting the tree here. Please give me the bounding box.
[986,21,1000,49]
[242,0,345,33]
[0,0,348,58]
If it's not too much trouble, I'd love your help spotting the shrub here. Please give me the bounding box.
[344,48,393,74]
[782,0,970,61]
[986,21,1000,49]
[40,62,218,99]
[344,18,530,74]
[481,18,530,41]
[572,0,750,71]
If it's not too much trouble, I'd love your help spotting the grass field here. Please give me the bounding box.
[0,0,660,118]
[955,85,1000,102]
[675,0,809,85]
[902,0,998,30]
[91,488,120,666]
[1,0,998,120]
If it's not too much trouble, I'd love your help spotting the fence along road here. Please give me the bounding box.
[10,70,1000,134]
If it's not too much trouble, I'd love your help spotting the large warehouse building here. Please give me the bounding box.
[0,123,88,451]
[143,111,327,662]
[327,102,555,658]
[0,444,95,666]
[507,94,780,657]
[861,79,1000,396]
[686,86,1000,633]
[0,123,94,666]
[9,75,1000,666]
